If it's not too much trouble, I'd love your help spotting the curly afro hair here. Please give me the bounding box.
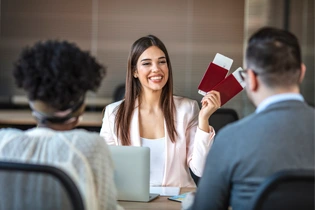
[13,40,106,110]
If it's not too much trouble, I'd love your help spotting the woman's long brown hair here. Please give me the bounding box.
[115,35,177,145]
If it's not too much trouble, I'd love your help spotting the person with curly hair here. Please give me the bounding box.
[0,40,124,210]
[100,35,221,187]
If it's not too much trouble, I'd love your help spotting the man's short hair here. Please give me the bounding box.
[246,27,302,88]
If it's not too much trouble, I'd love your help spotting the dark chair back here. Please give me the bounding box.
[0,161,85,210]
[248,169,314,210]
[113,84,125,102]
[208,108,239,133]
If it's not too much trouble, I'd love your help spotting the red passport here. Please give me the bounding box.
[212,68,245,106]
[198,53,245,106]
[197,63,229,94]
[198,53,233,96]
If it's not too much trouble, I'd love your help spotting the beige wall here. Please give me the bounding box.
[0,0,313,118]
[0,0,246,114]
[0,0,94,97]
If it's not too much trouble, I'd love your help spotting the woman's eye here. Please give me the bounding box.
[159,60,167,64]
[142,63,150,66]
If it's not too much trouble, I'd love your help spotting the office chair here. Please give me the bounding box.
[0,161,85,210]
[189,168,201,186]
[248,169,314,210]
[113,84,125,102]
[208,108,239,133]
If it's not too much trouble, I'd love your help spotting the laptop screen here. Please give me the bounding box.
[108,146,152,202]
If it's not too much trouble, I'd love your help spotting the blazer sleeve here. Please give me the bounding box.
[100,105,118,146]
[186,100,215,177]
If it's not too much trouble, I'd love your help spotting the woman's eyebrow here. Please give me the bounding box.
[141,56,165,62]
[140,58,151,62]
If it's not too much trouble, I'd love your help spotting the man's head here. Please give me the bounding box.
[244,27,306,106]
[13,40,106,129]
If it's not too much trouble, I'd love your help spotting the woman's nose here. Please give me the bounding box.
[152,63,160,72]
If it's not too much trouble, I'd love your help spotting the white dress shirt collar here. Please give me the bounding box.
[256,93,304,113]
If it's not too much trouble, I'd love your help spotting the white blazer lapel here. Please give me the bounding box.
[130,99,141,146]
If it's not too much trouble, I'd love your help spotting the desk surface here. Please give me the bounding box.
[118,188,195,210]
[0,109,103,127]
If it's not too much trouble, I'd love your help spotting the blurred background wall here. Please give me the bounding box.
[0,0,313,118]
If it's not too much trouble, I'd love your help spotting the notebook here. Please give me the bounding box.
[108,146,160,202]
[150,186,180,196]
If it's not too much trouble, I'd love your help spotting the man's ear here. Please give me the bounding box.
[299,63,306,83]
[248,69,259,92]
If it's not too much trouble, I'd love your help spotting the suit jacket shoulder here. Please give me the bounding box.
[214,100,314,153]
[173,96,200,122]
[104,100,123,116]
[173,95,198,106]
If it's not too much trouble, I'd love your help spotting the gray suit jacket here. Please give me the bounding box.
[189,100,315,210]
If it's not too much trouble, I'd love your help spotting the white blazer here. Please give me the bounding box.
[100,95,215,187]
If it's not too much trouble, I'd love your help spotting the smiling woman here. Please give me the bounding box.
[134,46,169,93]
[100,35,221,188]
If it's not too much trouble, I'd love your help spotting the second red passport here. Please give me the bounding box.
[212,68,245,106]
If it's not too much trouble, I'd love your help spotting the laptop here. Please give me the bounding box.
[108,146,160,202]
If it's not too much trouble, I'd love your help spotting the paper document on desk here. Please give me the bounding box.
[150,187,180,196]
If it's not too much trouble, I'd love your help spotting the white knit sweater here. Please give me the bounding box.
[0,127,124,210]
